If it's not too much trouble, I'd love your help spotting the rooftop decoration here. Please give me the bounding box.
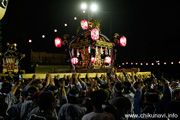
[69,18,115,70]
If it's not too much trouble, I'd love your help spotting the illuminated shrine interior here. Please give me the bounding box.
[70,29,115,70]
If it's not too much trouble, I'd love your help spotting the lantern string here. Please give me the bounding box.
[119,61,180,66]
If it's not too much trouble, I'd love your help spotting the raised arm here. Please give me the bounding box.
[23,74,36,92]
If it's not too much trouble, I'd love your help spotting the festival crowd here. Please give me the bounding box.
[0,69,180,120]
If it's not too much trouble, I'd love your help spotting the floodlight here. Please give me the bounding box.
[81,3,87,10]
[90,3,98,12]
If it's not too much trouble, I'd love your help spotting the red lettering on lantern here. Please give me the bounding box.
[91,57,96,62]
[91,28,99,41]
[71,57,78,64]
[55,37,61,47]
[105,56,111,64]
[120,36,127,47]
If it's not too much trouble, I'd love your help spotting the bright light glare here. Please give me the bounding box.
[90,3,98,12]
[29,39,32,43]
[42,35,45,38]
[74,17,77,20]
[81,3,87,10]
[54,29,57,32]
[82,10,86,13]
[64,23,67,27]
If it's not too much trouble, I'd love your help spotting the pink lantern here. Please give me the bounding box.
[91,57,96,62]
[81,20,88,30]
[105,56,111,64]
[91,28,99,41]
[71,57,78,65]
[55,37,61,47]
[120,36,127,47]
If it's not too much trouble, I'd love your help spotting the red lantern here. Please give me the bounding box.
[91,28,99,41]
[91,57,96,62]
[120,36,127,47]
[81,20,88,30]
[105,56,111,64]
[55,37,61,47]
[71,57,78,65]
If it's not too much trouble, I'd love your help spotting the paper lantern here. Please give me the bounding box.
[71,57,78,65]
[91,28,99,41]
[91,57,96,62]
[105,56,111,64]
[120,36,127,47]
[55,37,61,47]
[81,20,88,30]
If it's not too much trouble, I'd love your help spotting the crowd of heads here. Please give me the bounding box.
[0,68,180,120]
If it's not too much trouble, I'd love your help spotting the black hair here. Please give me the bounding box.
[114,82,124,96]
[37,91,55,111]
[48,86,58,96]
[1,82,12,94]
[90,90,106,108]
[24,86,38,99]
[0,96,8,117]
[145,89,161,103]
[123,81,131,90]
[68,89,79,104]
[82,99,93,113]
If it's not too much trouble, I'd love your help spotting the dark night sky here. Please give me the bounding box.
[1,0,180,64]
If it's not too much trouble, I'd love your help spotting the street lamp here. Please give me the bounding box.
[29,39,32,43]
[74,17,77,20]
[42,35,45,38]
[90,3,98,12]
[81,3,98,20]
[54,29,57,32]
[81,3,87,10]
